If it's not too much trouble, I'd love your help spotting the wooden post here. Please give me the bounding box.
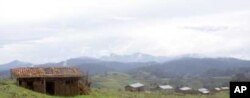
[43,78,46,94]
[16,78,19,86]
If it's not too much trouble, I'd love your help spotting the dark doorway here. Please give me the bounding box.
[18,81,22,86]
[46,82,55,95]
[27,81,34,90]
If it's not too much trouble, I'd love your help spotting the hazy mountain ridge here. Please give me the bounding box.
[0,60,32,71]
[99,53,173,63]
[131,57,250,78]
[1,54,250,76]
[36,56,156,74]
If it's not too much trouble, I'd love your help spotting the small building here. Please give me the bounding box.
[214,87,221,91]
[179,87,192,91]
[125,82,145,92]
[11,67,91,96]
[177,87,197,94]
[157,85,174,90]
[221,87,229,90]
[198,88,210,94]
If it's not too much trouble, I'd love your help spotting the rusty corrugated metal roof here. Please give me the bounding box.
[11,67,81,78]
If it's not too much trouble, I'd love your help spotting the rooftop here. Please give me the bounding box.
[179,87,192,91]
[158,85,173,90]
[128,83,144,88]
[198,88,209,94]
[11,67,81,78]
[221,87,229,90]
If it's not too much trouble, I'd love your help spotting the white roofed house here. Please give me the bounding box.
[125,83,145,92]
[177,86,197,94]
[215,87,221,91]
[198,88,210,94]
[221,87,229,90]
[157,85,174,91]
[213,87,221,92]
[179,87,192,91]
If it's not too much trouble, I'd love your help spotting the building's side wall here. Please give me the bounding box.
[54,78,80,96]
[125,86,136,92]
[18,78,45,93]
[65,80,71,96]
[70,80,79,95]
[33,80,45,93]
[54,80,66,96]
[17,77,82,96]
[138,87,145,91]
[125,86,145,92]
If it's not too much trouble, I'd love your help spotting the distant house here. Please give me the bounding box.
[179,87,192,91]
[11,67,91,96]
[125,83,145,92]
[214,87,221,91]
[177,87,196,94]
[221,87,229,90]
[198,88,210,94]
[157,85,174,90]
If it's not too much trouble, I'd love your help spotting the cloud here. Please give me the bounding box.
[1,0,250,64]
[183,26,228,32]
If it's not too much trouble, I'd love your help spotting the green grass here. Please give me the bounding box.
[0,79,229,98]
[80,89,229,98]
[91,72,137,89]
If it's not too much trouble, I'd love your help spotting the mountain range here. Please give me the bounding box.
[0,60,32,71]
[99,53,173,63]
[131,57,250,78]
[1,53,250,77]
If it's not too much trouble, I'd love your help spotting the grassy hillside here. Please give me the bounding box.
[0,79,229,98]
[91,72,136,89]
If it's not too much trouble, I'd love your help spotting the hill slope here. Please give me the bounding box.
[0,79,229,98]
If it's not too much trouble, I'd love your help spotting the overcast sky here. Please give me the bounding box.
[0,0,250,64]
